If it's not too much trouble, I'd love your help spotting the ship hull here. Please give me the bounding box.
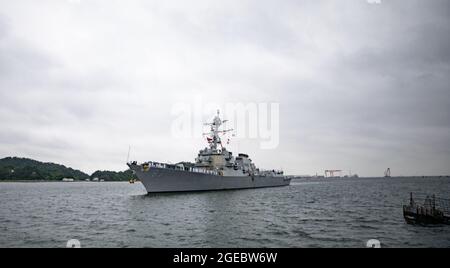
[130,166,291,193]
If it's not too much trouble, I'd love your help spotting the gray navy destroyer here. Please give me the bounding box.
[128,111,291,193]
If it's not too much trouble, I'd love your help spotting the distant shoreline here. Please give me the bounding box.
[1,157,137,183]
[2,176,449,183]
[0,180,129,183]
[290,176,450,179]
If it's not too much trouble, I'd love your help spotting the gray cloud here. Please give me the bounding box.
[0,0,449,176]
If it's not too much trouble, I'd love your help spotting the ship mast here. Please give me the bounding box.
[203,110,233,152]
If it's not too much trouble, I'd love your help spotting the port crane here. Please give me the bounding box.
[384,168,391,178]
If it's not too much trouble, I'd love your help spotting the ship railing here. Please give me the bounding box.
[404,192,450,217]
[258,169,284,176]
[142,161,218,176]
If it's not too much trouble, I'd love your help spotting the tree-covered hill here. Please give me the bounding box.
[90,170,136,181]
[0,157,90,181]
[0,157,136,181]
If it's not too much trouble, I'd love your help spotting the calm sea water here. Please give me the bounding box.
[0,177,449,248]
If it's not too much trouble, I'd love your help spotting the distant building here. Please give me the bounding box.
[62,178,74,182]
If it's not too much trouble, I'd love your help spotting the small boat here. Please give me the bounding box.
[129,179,136,184]
[403,193,450,225]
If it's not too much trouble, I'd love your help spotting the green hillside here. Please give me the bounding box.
[91,170,136,181]
[0,157,90,181]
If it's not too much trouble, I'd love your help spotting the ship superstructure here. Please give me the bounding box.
[128,111,290,193]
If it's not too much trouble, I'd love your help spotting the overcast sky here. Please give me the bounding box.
[1,0,449,176]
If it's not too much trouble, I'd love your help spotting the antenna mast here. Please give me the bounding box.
[202,110,233,151]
